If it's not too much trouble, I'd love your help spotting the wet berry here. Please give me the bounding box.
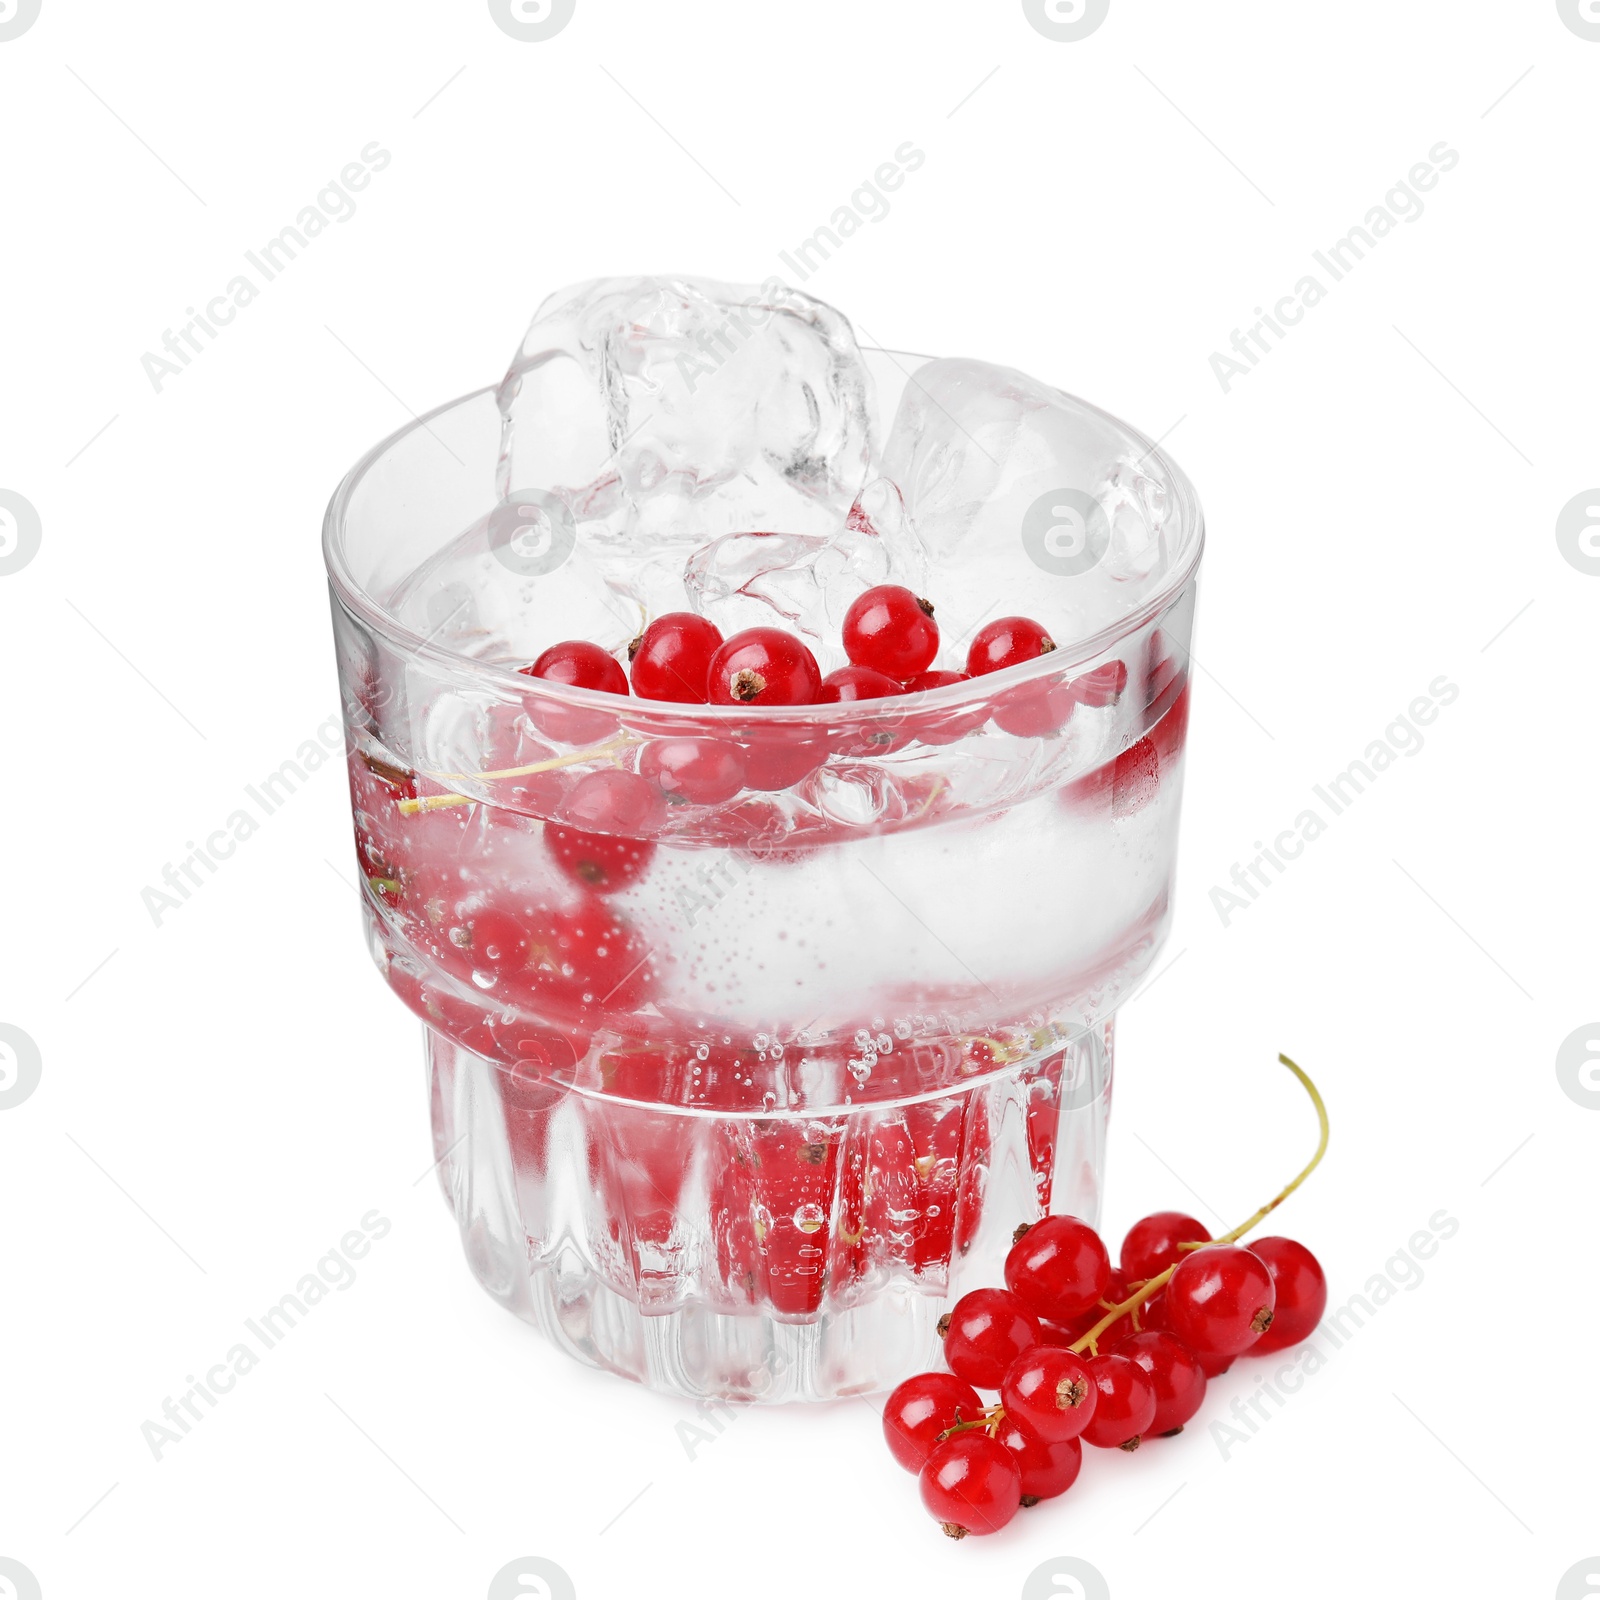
[842,584,939,679]
[939,1287,1041,1389]
[1121,1331,1208,1436]
[521,639,628,743]
[628,612,724,703]
[919,1433,1023,1539]
[883,1372,985,1474]
[708,628,822,706]
[545,769,664,891]
[639,738,746,806]
[1242,1237,1326,1354]
[1164,1244,1276,1359]
[999,1345,1097,1442]
[1005,1215,1112,1321]
[1081,1353,1157,1450]
[967,616,1056,676]
[1120,1211,1211,1282]
[994,1418,1083,1504]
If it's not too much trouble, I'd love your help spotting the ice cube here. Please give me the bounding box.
[496,275,877,619]
[881,358,1179,654]
[683,478,930,664]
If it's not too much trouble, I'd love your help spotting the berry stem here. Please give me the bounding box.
[1068,1052,1328,1356]
[396,733,641,816]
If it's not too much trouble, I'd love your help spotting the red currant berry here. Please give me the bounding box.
[525,639,628,695]
[638,738,746,806]
[901,671,986,745]
[842,584,939,679]
[1071,659,1129,708]
[1242,1237,1327,1354]
[882,1372,985,1474]
[1120,1211,1212,1282]
[967,616,1056,676]
[733,724,828,791]
[628,612,724,703]
[939,1287,1041,1390]
[991,680,1078,739]
[1081,1353,1157,1450]
[1164,1244,1276,1359]
[994,1417,1083,1503]
[463,908,530,974]
[999,1346,1097,1442]
[1004,1216,1112,1321]
[545,769,664,891]
[708,628,822,706]
[919,1433,1023,1539]
[818,664,903,702]
[521,639,629,744]
[1121,1331,1207,1436]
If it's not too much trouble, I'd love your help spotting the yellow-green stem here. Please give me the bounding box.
[1068,1052,1328,1356]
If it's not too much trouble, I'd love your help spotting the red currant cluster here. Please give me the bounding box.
[527,585,1054,711]
[884,1058,1330,1539]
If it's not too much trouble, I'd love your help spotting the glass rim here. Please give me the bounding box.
[322,367,1205,726]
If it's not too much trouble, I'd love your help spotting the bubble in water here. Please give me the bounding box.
[794,1203,826,1233]
[876,1032,893,1053]
[894,1018,913,1040]
[754,1032,771,1050]
[695,1043,710,1060]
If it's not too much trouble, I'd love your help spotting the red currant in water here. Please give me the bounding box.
[734,725,828,791]
[1120,1211,1212,1281]
[638,738,746,806]
[629,613,724,704]
[1005,1216,1112,1321]
[939,1287,1041,1389]
[1081,1353,1158,1450]
[903,670,987,745]
[1164,1244,1276,1359]
[545,769,664,891]
[818,665,902,702]
[967,616,1056,676]
[882,1372,985,1474]
[999,1346,1097,1442]
[1121,1330,1208,1436]
[1242,1237,1327,1354]
[708,628,822,706]
[522,639,629,744]
[994,1418,1083,1504]
[842,584,939,680]
[919,1433,1023,1539]
[463,908,530,974]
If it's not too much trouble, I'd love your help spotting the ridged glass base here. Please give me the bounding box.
[424,1020,1113,1401]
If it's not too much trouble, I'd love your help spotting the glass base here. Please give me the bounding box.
[423,1020,1113,1401]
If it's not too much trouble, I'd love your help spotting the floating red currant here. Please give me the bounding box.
[818,664,903,702]
[638,738,746,807]
[1121,1331,1207,1436]
[1120,1211,1211,1282]
[919,1432,1023,1539]
[545,769,664,891]
[708,628,823,706]
[1081,1353,1157,1450]
[883,1372,985,1473]
[939,1287,1041,1389]
[1164,1244,1276,1359]
[967,616,1056,676]
[842,584,939,680]
[628,612,724,703]
[1004,1215,1112,1321]
[521,639,628,743]
[1241,1237,1326,1354]
[999,1346,1097,1442]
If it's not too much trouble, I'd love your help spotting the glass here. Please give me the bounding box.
[323,350,1202,1401]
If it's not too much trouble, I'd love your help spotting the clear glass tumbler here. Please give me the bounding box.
[323,352,1202,1401]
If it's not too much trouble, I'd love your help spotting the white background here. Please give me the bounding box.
[2,2,1597,1597]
